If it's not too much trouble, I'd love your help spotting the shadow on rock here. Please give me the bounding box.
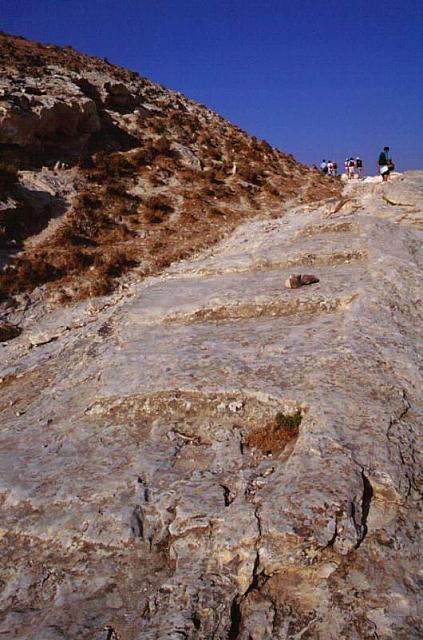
[0,185,68,267]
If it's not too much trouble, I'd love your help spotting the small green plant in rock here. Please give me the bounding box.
[275,410,302,431]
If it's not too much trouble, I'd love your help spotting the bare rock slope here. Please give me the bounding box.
[1,172,422,639]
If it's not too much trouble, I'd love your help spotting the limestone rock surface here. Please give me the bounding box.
[0,173,422,639]
[0,75,101,146]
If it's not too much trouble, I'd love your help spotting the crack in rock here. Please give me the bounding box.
[130,505,144,540]
[227,596,242,640]
[386,389,411,440]
[220,484,235,507]
[385,390,418,500]
[354,470,374,549]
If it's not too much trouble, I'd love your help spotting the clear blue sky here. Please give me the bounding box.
[2,0,422,172]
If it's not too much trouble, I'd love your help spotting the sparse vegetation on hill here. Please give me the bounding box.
[0,32,341,303]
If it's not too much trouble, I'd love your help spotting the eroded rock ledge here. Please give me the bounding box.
[0,173,422,639]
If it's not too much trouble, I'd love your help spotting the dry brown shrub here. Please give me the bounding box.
[246,411,302,455]
[124,144,154,167]
[66,194,121,240]
[154,136,175,157]
[209,206,225,217]
[237,162,265,186]
[201,185,219,198]
[74,278,111,300]
[154,157,177,175]
[93,151,138,176]
[55,223,98,247]
[147,173,166,187]
[148,214,163,224]
[208,170,226,184]
[169,111,185,126]
[144,195,174,214]
[49,248,93,273]
[128,137,177,168]
[0,254,63,296]
[76,192,102,210]
[153,120,167,135]
[104,183,136,199]
[93,249,136,278]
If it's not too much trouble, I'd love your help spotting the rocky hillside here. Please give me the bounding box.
[1,33,422,640]
[0,32,338,308]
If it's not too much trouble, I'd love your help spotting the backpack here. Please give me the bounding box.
[356,158,362,168]
[348,159,355,168]
[378,152,387,166]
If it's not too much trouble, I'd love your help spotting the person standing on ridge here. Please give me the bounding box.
[344,158,351,177]
[356,157,363,179]
[320,159,328,174]
[347,157,356,180]
[378,146,394,182]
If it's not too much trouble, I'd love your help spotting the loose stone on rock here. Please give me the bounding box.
[284,273,320,288]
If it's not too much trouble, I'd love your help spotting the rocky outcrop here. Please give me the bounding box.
[0,77,101,146]
[0,172,422,639]
[103,81,139,110]
[172,142,203,170]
